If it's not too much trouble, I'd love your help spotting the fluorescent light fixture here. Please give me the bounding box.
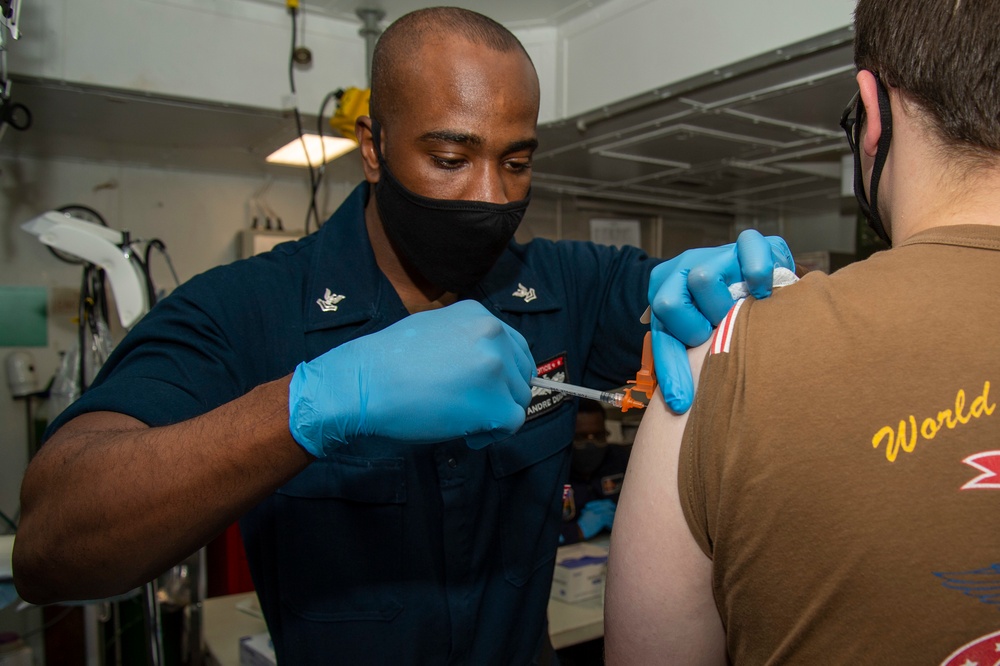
[266,133,357,167]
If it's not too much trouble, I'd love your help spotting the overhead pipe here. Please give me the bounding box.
[356,8,385,87]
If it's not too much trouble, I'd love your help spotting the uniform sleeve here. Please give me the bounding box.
[677,298,752,557]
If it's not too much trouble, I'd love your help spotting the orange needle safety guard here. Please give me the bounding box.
[619,331,657,412]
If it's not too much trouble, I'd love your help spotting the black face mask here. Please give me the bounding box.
[369,118,531,294]
[843,73,894,247]
[571,442,608,478]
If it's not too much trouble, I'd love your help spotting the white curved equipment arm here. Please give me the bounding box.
[22,211,150,328]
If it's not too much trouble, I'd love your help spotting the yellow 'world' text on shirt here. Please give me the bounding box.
[871,381,995,463]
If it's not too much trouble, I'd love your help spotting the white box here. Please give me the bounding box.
[550,542,609,603]
[0,645,35,666]
[239,632,276,666]
[0,644,33,666]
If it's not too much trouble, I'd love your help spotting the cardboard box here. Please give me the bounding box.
[550,542,609,603]
[239,632,276,666]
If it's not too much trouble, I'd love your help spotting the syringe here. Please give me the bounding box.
[530,376,626,409]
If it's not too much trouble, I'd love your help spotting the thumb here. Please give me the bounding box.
[651,324,694,414]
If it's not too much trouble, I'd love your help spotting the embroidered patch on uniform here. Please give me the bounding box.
[938,628,1000,666]
[710,298,746,355]
[600,473,624,496]
[513,283,537,303]
[316,288,346,312]
[961,451,1000,490]
[527,353,569,421]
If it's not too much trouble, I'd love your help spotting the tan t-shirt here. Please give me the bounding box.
[680,225,1000,664]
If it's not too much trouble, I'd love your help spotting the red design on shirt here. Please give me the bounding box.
[939,629,1000,666]
[710,298,746,355]
[961,451,1000,490]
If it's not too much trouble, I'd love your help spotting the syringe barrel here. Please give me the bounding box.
[530,376,623,408]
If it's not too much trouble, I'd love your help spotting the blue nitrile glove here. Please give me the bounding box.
[648,229,793,414]
[577,499,617,540]
[289,300,535,457]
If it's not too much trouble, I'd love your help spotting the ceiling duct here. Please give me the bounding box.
[356,7,385,87]
[534,27,858,220]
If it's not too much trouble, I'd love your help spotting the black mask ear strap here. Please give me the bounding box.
[866,75,893,246]
[369,117,386,163]
[853,73,893,247]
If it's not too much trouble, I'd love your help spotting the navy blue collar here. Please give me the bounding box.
[304,182,562,332]
[477,249,561,315]
[304,182,394,333]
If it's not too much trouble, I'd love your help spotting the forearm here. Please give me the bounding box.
[13,376,312,604]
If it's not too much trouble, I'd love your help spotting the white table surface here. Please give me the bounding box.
[202,592,268,666]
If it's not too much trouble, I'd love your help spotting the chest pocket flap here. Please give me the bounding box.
[277,452,406,503]
[488,403,574,478]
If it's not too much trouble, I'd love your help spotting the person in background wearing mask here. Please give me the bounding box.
[14,7,793,663]
[560,399,629,545]
[605,0,1000,663]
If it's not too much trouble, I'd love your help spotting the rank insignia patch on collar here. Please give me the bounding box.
[317,288,346,312]
[513,283,537,303]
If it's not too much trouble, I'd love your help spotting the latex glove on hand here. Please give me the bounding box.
[289,300,535,457]
[648,229,794,413]
[577,499,618,540]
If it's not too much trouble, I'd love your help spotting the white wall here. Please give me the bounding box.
[513,26,560,125]
[781,210,856,255]
[735,208,857,257]
[0,155,363,534]
[10,0,854,125]
[523,191,733,258]
[556,0,855,118]
[9,0,563,123]
[12,0,367,115]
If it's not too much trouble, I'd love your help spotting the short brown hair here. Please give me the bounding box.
[369,7,532,125]
[854,0,1000,158]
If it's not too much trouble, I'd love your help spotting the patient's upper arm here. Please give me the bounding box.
[604,341,725,665]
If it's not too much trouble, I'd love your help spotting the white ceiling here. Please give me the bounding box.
[244,0,612,29]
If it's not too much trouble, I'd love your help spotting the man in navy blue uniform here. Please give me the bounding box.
[561,399,630,545]
[14,7,791,663]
